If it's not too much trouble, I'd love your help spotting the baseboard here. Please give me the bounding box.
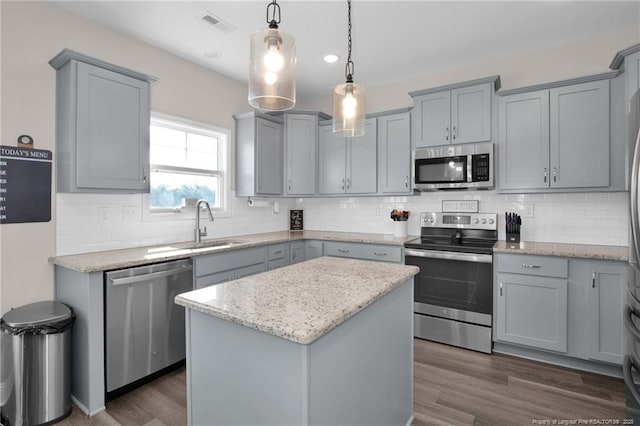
[71,395,105,417]
[493,342,623,378]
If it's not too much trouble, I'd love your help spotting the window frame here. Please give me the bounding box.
[144,112,231,220]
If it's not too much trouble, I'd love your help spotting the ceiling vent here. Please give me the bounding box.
[201,13,237,34]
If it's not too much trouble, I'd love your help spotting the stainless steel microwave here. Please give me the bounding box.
[412,142,494,190]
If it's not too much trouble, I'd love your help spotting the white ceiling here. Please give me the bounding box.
[50,1,639,97]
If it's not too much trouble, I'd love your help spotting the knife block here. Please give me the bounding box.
[506,233,520,243]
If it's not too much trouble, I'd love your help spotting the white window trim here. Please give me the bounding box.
[143,112,231,221]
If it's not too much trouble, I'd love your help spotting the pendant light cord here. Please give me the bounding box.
[266,0,281,28]
[345,0,354,83]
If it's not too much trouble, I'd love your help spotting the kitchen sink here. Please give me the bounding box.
[189,239,247,253]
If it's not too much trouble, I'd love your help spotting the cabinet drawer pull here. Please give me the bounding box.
[521,263,541,269]
[592,271,596,288]
[338,249,350,254]
[273,250,283,255]
[500,282,503,296]
[374,252,387,257]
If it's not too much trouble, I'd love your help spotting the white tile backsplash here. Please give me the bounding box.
[56,190,630,255]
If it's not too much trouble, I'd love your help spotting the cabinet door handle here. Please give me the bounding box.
[543,168,548,183]
[341,178,345,190]
[553,167,557,183]
[405,175,409,188]
[521,263,541,269]
[445,127,449,141]
[500,282,503,296]
[338,248,350,254]
[346,178,351,190]
[292,251,296,260]
[288,179,292,192]
[143,166,147,183]
[592,271,596,288]
[452,126,457,140]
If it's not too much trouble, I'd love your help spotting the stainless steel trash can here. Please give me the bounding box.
[0,301,74,426]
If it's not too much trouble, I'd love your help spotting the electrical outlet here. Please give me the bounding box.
[98,206,111,223]
[518,203,534,218]
[123,206,140,222]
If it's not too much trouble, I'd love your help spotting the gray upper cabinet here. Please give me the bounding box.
[235,112,284,197]
[284,112,329,196]
[319,119,377,195]
[410,77,499,148]
[377,111,412,194]
[49,49,155,193]
[497,76,611,191]
[498,90,550,190]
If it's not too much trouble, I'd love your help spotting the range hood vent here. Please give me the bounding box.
[201,13,237,34]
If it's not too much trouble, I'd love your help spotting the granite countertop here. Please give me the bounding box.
[174,256,419,345]
[493,240,629,262]
[49,230,417,273]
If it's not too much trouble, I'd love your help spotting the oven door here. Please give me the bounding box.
[404,248,493,326]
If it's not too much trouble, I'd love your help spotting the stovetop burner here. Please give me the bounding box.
[404,212,498,254]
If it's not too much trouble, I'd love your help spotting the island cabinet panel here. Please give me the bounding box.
[52,56,152,193]
[324,241,403,263]
[496,273,568,353]
[497,78,611,191]
[411,82,492,148]
[184,279,414,426]
[377,111,412,194]
[193,246,267,289]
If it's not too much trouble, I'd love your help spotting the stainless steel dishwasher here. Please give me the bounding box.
[105,258,193,394]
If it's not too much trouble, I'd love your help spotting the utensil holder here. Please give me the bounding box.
[393,221,408,238]
[506,233,520,243]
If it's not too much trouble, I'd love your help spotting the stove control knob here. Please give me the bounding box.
[473,218,479,224]
[481,218,487,224]
[426,217,434,223]
[488,218,495,224]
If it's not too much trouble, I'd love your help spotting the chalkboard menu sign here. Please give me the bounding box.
[0,145,52,224]
[289,210,303,231]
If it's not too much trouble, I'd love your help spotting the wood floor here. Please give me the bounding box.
[57,339,625,425]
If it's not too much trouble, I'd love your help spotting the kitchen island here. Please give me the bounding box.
[175,256,419,426]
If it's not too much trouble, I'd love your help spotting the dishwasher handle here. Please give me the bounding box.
[109,263,193,286]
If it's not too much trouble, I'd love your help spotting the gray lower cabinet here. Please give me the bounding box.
[497,78,610,190]
[194,246,267,289]
[495,253,627,366]
[582,260,626,365]
[267,243,290,270]
[410,81,494,148]
[318,119,378,195]
[50,49,154,193]
[289,241,305,264]
[324,241,402,263]
[496,272,569,353]
[377,111,412,194]
[235,112,284,197]
[304,240,324,260]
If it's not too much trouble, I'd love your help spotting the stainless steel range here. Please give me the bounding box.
[404,212,497,353]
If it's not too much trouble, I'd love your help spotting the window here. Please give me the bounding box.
[149,113,229,215]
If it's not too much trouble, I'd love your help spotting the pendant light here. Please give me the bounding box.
[248,0,296,112]
[333,0,366,137]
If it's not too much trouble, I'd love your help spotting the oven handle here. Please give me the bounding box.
[404,248,492,264]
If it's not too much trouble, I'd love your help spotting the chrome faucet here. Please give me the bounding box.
[195,199,214,243]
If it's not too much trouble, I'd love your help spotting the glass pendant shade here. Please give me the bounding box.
[249,27,296,111]
[333,81,366,137]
